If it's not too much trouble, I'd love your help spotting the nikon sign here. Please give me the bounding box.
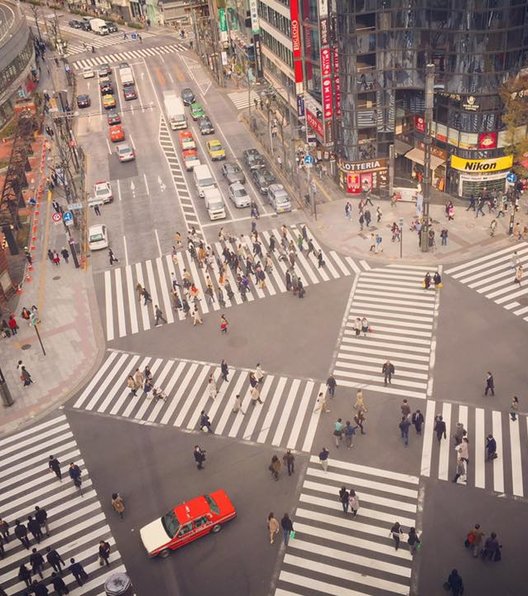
[450,155,513,172]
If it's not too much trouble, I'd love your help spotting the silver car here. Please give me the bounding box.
[228,183,250,208]
[116,142,135,162]
[267,184,292,213]
[222,162,245,185]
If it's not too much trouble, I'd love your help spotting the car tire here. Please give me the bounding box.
[159,549,171,559]
[211,524,222,534]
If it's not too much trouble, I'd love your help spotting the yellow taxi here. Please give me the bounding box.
[102,94,116,110]
[109,125,125,143]
[206,139,225,161]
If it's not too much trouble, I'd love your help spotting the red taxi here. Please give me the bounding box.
[178,130,196,151]
[109,125,125,142]
[140,490,236,558]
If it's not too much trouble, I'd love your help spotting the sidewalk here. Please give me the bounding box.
[0,64,103,436]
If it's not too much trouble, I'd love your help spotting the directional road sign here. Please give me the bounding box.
[62,211,74,226]
[304,154,315,167]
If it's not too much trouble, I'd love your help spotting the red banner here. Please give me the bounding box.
[306,109,324,138]
[478,132,498,150]
[322,77,333,120]
[290,0,303,84]
[332,48,341,117]
[414,115,425,133]
[321,47,331,77]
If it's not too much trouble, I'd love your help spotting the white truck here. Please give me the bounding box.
[119,66,135,88]
[90,18,109,35]
[163,91,187,130]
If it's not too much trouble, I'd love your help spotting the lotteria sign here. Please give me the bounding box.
[450,155,513,172]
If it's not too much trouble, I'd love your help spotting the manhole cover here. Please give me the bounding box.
[52,276,61,280]
[21,344,31,350]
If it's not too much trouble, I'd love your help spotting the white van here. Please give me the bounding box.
[203,188,226,220]
[193,164,216,197]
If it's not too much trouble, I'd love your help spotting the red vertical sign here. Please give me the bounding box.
[290,0,303,84]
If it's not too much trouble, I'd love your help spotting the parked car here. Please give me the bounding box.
[252,168,276,194]
[206,139,226,161]
[123,85,137,101]
[221,162,245,185]
[115,142,135,162]
[267,184,292,213]
[76,94,91,108]
[228,182,250,208]
[181,87,195,106]
[198,116,214,135]
[88,224,109,251]
[242,148,265,170]
[140,490,236,558]
[93,180,113,203]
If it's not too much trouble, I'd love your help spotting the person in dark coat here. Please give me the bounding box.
[281,513,294,546]
[483,532,501,561]
[446,569,464,596]
[29,547,45,578]
[194,445,206,470]
[48,455,62,480]
[51,572,70,595]
[27,515,42,543]
[434,415,447,442]
[69,558,89,586]
[18,563,32,587]
[412,410,424,434]
[31,579,49,596]
[220,360,229,382]
[486,434,497,461]
[98,540,111,566]
[339,487,349,514]
[382,360,395,385]
[484,371,495,396]
[46,546,65,573]
[14,519,30,549]
[35,506,49,537]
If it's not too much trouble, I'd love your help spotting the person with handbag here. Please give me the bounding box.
[333,418,344,447]
[280,513,294,546]
[98,541,110,566]
[445,569,464,595]
[267,513,279,544]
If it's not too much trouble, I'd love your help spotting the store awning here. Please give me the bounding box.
[405,147,445,170]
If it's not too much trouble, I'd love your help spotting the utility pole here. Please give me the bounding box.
[421,64,435,253]
[30,4,42,42]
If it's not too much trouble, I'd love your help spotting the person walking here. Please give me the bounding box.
[98,540,111,566]
[127,375,138,396]
[194,445,206,470]
[69,558,89,586]
[434,415,447,442]
[267,513,279,544]
[343,420,358,448]
[348,489,359,517]
[484,371,495,396]
[339,487,349,514]
[69,462,82,492]
[221,359,229,382]
[407,527,420,555]
[232,394,245,415]
[60,247,70,264]
[154,305,167,326]
[142,288,153,306]
[452,457,467,485]
[27,516,42,543]
[486,434,497,461]
[333,418,344,447]
[108,248,119,265]
[192,307,203,326]
[382,360,395,385]
[207,374,218,401]
[453,422,466,446]
[283,450,295,476]
[314,391,330,413]
[250,385,263,405]
[510,396,519,421]
[20,366,33,387]
[111,493,125,519]
[483,531,501,561]
[255,363,265,384]
[401,399,411,419]
[319,447,329,472]
[199,411,214,433]
[412,409,424,434]
[326,375,337,398]
[390,522,403,550]
[34,506,49,537]
[220,314,229,334]
[48,455,62,481]
[0,518,9,543]
[354,389,367,414]
[281,513,294,546]
[18,563,32,588]
[466,523,485,558]
[30,547,45,578]
[353,410,366,435]
[446,569,464,595]
[514,264,523,286]
[51,572,69,595]
[269,455,281,481]
[46,546,65,573]
[399,416,411,447]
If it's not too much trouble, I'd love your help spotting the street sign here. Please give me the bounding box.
[131,32,138,41]
[304,155,315,167]
[69,202,83,210]
[62,211,73,226]
[506,171,517,183]
[52,212,62,223]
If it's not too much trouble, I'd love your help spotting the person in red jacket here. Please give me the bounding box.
[8,315,18,335]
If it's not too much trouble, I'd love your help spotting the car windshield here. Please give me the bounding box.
[95,187,108,196]
[118,146,130,154]
[161,510,180,538]
[90,233,104,242]
[201,178,214,186]
[276,194,289,204]
[204,494,219,514]
[234,188,246,197]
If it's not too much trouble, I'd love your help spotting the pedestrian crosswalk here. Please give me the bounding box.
[73,350,324,453]
[227,90,261,111]
[274,457,419,596]
[0,414,126,595]
[333,265,440,399]
[64,33,129,56]
[71,43,188,69]
[98,226,367,341]
[421,399,528,497]
[445,242,528,320]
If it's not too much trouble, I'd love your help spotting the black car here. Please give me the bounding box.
[123,85,137,100]
[76,94,91,108]
[242,148,265,170]
[221,162,245,185]
[105,21,118,33]
[198,116,214,135]
[80,21,91,31]
[69,20,83,29]
[181,87,195,106]
[99,78,113,95]
[252,168,276,194]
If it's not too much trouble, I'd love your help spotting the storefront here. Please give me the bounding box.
[449,155,513,198]
[337,159,389,195]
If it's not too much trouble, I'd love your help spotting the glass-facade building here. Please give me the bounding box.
[330,0,528,196]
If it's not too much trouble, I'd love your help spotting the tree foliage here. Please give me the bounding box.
[500,73,528,173]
